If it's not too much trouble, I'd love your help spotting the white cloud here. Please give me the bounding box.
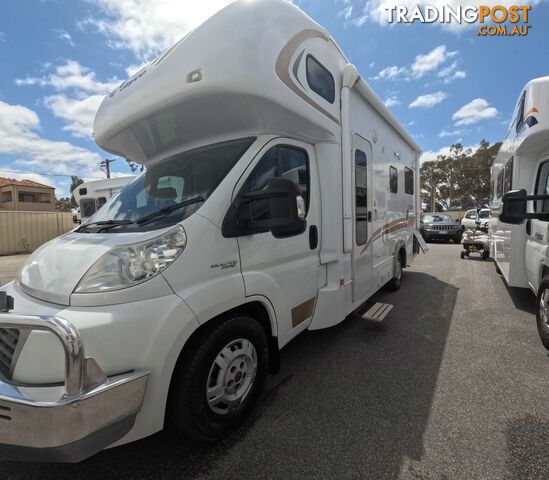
[84,0,236,60]
[384,95,400,107]
[453,98,498,126]
[374,44,457,82]
[439,128,469,138]
[437,61,466,84]
[420,144,477,164]
[16,61,120,139]
[375,65,409,80]
[411,45,456,79]
[16,60,119,94]
[0,100,103,177]
[409,91,447,108]
[54,29,75,47]
[45,94,104,138]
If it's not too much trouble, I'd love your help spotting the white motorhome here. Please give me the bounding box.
[0,0,422,462]
[491,76,549,349]
[73,176,134,222]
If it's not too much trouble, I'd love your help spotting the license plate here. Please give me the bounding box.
[438,230,447,234]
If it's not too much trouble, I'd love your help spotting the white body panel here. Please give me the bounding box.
[491,76,549,291]
[2,0,421,451]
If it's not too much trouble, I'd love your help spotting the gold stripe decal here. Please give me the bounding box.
[291,296,316,328]
[359,216,416,255]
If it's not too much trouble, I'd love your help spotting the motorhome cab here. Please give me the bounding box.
[491,76,549,350]
[0,0,422,462]
[73,176,134,222]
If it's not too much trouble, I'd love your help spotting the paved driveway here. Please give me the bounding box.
[0,255,28,286]
[1,244,548,479]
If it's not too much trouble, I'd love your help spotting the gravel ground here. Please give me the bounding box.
[1,243,548,479]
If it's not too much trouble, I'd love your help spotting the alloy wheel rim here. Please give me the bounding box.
[206,338,257,415]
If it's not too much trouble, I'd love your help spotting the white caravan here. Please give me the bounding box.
[0,0,422,462]
[73,176,134,222]
[491,76,549,349]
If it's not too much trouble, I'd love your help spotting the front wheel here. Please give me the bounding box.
[536,279,549,350]
[169,316,269,442]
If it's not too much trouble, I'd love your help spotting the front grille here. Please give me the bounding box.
[432,225,456,231]
[0,328,20,379]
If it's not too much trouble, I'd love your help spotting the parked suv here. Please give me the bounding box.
[420,213,462,243]
[461,208,491,231]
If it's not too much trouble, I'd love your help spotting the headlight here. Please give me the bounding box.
[75,225,187,293]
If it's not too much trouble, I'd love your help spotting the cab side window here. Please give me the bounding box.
[465,210,477,219]
[389,166,398,193]
[535,162,549,213]
[242,145,310,221]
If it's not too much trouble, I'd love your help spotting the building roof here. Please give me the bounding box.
[0,177,54,189]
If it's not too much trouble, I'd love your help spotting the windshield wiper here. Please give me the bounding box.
[135,196,206,226]
[76,219,134,233]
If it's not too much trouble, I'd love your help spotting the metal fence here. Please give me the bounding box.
[0,211,75,255]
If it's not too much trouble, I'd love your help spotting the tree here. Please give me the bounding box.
[126,159,144,173]
[56,197,72,212]
[420,140,502,211]
[70,175,84,208]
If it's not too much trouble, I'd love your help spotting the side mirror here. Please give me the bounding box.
[222,178,306,238]
[73,215,81,225]
[499,189,527,224]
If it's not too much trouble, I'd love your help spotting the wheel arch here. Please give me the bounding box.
[165,298,280,426]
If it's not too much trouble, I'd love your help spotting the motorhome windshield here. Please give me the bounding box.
[83,137,255,232]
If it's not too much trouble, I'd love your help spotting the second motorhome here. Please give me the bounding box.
[491,76,549,349]
[0,0,422,462]
[73,176,134,222]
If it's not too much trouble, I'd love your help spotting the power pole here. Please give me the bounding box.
[99,158,115,178]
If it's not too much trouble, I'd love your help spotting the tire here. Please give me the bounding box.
[386,252,403,291]
[460,251,465,259]
[536,278,549,350]
[454,236,462,244]
[169,316,269,442]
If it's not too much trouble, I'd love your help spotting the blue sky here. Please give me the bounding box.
[0,0,548,197]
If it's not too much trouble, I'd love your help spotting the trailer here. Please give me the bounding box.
[0,0,422,462]
[491,75,549,349]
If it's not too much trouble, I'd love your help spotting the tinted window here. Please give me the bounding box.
[479,210,490,219]
[465,210,477,219]
[497,170,504,198]
[97,197,107,208]
[80,198,97,218]
[242,145,310,222]
[423,214,454,223]
[515,92,526,132]
[355,149,368,246]
[535,162,549,213]
[504,157,513,193]
[90,137,255,230]
[306,55,335,104]
[404,167,414,195]
[389,166,398,193]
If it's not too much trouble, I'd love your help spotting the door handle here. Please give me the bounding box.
[309,225,318,250]
[526,219,532,236]
[368,211,373,222]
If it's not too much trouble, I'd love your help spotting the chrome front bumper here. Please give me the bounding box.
[0,313,149,463]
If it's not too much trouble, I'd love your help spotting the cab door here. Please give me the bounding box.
[352,134,374,301]
[234,139,321,346]
[526,159,549,291]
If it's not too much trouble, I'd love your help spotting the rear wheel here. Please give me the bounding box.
[460,251,465,259]
[169,316,269,441]
[536,279,549,350]
[386,252,403,291]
